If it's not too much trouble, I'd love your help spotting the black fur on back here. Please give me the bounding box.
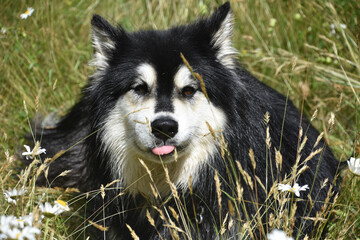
[27,2,341,239]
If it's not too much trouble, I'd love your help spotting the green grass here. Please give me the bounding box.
[0,0,359,239]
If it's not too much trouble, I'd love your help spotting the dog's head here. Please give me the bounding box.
[87,3,239,167]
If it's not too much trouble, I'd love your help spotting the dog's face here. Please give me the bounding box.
[87,3,237,166]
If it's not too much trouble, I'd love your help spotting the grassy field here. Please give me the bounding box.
[0,0,359,239]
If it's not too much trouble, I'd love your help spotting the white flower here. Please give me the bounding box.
[278,182,309,197]
[3,187,26,205]
[340,23,347,29]
[39,200,70,217]
[1,28,6,34]
[348,157,360,176]
[20,7,34,19]
[0,214,40,240]
[22,144,46,160]
[54,199,70,211]
[267,229,294,240]
[0,226,40,240]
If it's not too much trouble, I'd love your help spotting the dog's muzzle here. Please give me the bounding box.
[150,117,178,155]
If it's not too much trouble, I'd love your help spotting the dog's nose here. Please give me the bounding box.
[151,118,178,141]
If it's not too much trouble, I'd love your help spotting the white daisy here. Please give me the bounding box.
[278,182,309,197]
[0,214,40,240]
[39,200,70,217]
[0,226,40,240]
[267,229,294,240]
[3,187,26,205]
[54,199,70,212]
[20,7,34,19]
[347,157,360,176]
[1,28,6,34]
[22,144,46,160]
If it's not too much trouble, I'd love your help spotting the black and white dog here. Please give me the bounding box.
[31,2,340,239]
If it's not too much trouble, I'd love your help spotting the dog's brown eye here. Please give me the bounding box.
[182,86,196,97]
[134,84,149,95]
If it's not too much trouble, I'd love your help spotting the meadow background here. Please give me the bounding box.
[0,0,359,239]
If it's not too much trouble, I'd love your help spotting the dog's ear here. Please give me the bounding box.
[206,2,237,69]
[90,15,126,70]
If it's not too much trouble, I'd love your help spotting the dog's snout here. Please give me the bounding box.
[151,118,178,141]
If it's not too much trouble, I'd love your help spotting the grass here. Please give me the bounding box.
[0,0,359,239]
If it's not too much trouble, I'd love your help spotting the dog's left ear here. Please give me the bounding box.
[206,2,237,69]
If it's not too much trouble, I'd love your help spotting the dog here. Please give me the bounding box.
[29,2,341,239]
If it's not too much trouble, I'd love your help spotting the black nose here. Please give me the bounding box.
[151,118,178,141]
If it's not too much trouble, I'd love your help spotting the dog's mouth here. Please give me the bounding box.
[151,145,175,155]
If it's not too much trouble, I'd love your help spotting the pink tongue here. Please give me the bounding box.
[152,145,175,155]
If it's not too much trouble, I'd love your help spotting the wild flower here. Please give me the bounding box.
[278,182,309,197]
[267,229,294,240]
[3,187,26,205]
[39,200,70,217]
[20,7,34,19]
[0,214,40,240]
[22,144,46,160]
[347,157,360,176]
[1,28,6,34]
[329,23,347,37]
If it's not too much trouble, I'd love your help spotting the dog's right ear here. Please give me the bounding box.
[90,15,126,70]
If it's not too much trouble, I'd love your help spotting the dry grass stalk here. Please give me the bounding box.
[255,175,266,192]
[236,182,243,202]
[169,206,179,222]
[311,109,318,122]
[220,212,229,235]
[298,135,308,154]
[58,169,72,177]
[138,159,155,183]
[45,150,65,164]
[228,216,234,230]
[307,194,314,209]
[100,184,105,199]
[164,167,179,200]
[242,222,255,240]
[256,212,264,236]
[214,170,222,212]
[126,223,139,240]
[153,206,167,223]
[89,220,109,232]
[303,148,323,165]
[249,148,256,170]
[266,126,271,149]
[206,121,216,140]
[268,213,275,229]
[180,52,209,101]
[22,159,40,185]
[296,165,310,176]
[149,183,158,199]
[146,209,155,227]
[328,112,335,132]
[288,202,298,236]
[314,132,324,148]
[320,178,329,189]
[228,199,235,217]
[236,161,254,190]
[264,111,270,125]
[275,148,283,172]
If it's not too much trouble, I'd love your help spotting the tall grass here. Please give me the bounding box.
[0,0,359,239]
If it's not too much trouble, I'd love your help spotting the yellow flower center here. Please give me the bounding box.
[56,199,67,207]
[25,10,30,14]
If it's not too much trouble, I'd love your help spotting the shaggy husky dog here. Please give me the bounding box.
[31,2,340,239]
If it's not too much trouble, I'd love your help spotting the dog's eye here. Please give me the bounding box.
[134,84,149,95]
[182,86,196,98]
